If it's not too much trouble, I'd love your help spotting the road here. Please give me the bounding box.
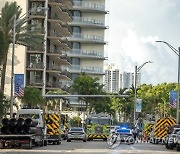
[0,140,179,154]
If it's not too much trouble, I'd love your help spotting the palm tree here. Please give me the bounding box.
[0,2,43,94]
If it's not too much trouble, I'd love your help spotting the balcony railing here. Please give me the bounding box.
[46,81,70,91]
[26,79,43,87]
[47,65,61,71]
[70,33,104,43]
[26,61,44,69]
[47,48,62,54]
[69,65,104,74]
[72,16,105,27]
[66,49,105,59]
[73,1,106,12]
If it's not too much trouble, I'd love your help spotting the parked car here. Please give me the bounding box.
[67,127,87,142]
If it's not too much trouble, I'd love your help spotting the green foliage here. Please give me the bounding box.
[21,87,45,108]
[71,73,106,113]
[0,30,6,65]
[137,83,177,119]
[70,116,82,127]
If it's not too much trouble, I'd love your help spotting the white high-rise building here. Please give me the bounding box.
[104,65,141,93]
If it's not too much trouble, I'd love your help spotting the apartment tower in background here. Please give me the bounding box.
[104,64,141,93]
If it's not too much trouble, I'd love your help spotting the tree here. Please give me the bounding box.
[21,87,45,108]
[0,2,43,94]
[0,30,7,65]
[71,73,104,113]
[70,116,82,127]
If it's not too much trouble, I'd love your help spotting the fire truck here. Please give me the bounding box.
[44,111,61,144]
[150,117,176,144]
[86,113,111,141]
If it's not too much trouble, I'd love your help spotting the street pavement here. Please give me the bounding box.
[0,140,179,154]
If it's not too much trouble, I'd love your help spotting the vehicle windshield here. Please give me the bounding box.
[118,123,135,129]
[87,118,111,125]
[70,128,83,132]
[19,114,39,119]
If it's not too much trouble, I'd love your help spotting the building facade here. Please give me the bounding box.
[1,0,108,112]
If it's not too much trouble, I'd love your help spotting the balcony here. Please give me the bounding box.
[29,10,45,18]
[26,78,43,88]
[67,33,106,44]
[46,81,70,91]
[71,1,108,14]
[46,64,61,73]
[26,61,44,70]
[66,49,105,60]
[48,0,73,9]
[69,65,105,75]
[69,16,106,29]
[27,47,44,54]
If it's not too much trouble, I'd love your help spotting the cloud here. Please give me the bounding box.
[107,0,180,85]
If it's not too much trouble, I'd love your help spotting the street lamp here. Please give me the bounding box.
[10,7,48,118]
[156,40,180,124]
[134,61,152,124]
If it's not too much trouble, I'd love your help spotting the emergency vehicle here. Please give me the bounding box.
[150,117,176,144]
[143,122,154,142]
[86,113,111,141]
[44,111,61,144]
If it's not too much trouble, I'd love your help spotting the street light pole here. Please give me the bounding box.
[156,41,180,124]
[177,47,180,124]
[134,61,152,125]
[42,0,48,96]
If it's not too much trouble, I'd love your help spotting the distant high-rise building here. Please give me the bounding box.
[104,66,141,93]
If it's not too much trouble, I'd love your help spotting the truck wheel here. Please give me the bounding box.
[28,140,32,149]
[165,143,170,149]
[44,140,47,146]
[40,140,44,147]
[176,145,180,151]
[67,139,71,142]
[57,140,61,145]
[0,142,5,149]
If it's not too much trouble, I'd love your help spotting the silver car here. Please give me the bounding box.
[67,127,87,142]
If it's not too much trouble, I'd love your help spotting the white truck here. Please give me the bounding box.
[0,108,47,149]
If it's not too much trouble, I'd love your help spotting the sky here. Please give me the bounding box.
[106,0,180,85]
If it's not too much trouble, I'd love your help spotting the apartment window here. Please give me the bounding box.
[72,58,80,65]
[31,19,43,31]
[30,71,42,83]
[72,42,80,49]
[31,2,43,8]
[30,54,42,63]
[71,73,79,80]
[72,11,81,17]
[73,26,81,34]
